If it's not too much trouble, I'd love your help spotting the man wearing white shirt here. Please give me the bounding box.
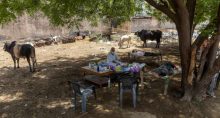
[107,47,122,66]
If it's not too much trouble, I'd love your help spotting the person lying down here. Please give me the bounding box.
[129,49,161,59]
[140,62,180,86]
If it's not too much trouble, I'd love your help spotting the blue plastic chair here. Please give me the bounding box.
[118,73,139,108]
[68,80,96,112]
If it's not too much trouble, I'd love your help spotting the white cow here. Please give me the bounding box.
[118,35,131,49]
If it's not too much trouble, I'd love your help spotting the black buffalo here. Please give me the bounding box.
[135,30,162,48]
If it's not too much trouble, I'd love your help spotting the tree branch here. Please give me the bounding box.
[174,0,187,9]
[192,20,215,49]
[160,0,168,7]
[145,0,177,23]
[167,0,177,13]
[186,0,196,17]
[186,0,196,39]
[187,47,197,85]
[196,46,210,82]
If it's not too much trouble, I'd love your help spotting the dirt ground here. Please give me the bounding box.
[0,39,220,118]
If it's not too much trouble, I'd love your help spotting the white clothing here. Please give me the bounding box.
[107,52,122,65]
[133,51,145,57]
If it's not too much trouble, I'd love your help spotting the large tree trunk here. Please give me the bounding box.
[174,0,193,101]
[169,1,220,102]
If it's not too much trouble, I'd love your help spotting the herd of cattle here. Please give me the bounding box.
[2,29,188,72]
[15,29,192,50]
[28,32,89,47]
[20,29,188,49]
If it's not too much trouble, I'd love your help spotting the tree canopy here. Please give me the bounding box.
[0,0,219,33]
[0,0,141,28]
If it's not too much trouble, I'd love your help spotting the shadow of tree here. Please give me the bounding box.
[0,50,218,118]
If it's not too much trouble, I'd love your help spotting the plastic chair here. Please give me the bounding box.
[118,73,139,108]
[68,80,96,112]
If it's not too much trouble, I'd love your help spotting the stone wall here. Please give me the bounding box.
[131,16,176,32]
[0,13,69,40]
[131,17,159,32]
[0,14,176,40]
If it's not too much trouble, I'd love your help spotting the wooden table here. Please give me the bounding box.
[81,66,113,87]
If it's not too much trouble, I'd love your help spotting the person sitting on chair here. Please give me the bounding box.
[107,47,122,66]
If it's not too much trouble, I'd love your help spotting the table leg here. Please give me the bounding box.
[108,76,111,88]
[92,87,97,99]
[164,76,169,95]
[83,72,86,81]
[140,71,144,87]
